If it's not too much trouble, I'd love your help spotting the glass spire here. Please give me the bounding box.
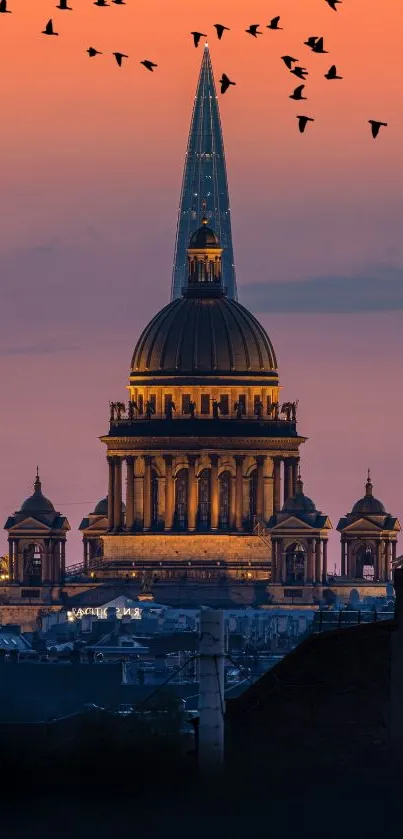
[171,44,237,301]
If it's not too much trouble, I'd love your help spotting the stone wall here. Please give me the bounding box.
[102,533,270,563]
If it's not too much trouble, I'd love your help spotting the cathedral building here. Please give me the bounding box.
[0,45,400,627]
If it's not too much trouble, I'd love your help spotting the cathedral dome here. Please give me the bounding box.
[350,473,386,516]
[93,497,125,516]
[189,223,218,249]
[20,471,55,514]
[131,297,277,377]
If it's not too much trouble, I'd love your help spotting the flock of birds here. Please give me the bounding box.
[0,0,387,137]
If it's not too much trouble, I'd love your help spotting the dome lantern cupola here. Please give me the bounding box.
[185,213,224,296]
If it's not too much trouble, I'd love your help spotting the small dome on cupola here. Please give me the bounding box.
[350,470,387,516]
[282,474,317,514]
[189,215,219,248]
[20,468,55,514]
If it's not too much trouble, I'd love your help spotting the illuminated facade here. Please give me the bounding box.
[171,44,237,301]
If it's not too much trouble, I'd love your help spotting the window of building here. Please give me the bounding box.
[182,394,191,414]
[238,394,246,415]
[254,395,262,413]
[201,395,210,415]
[219,395,229,415]
[137,395,144,415]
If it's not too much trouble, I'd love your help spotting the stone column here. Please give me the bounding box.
[107,456,115,531]
[43,539,50,584]
[376,541,383,581]
[322,540,328,584]
[306,538,314,583]
[83,539,88,571]
[187,456,197,532]
[164,456,174,531]
[7,539,14,582]
[291,458,299,499]
[126,456,135,531]
[61,541,66,583]
[229,476,236,530]
[347,541,353,578]
[283,459,293,505]
[256,456,265,519]
[113,458,122,532]
[341,539,346,576]
[392,541,397,570]
[315,540,322,585]
[263,457,274,521]
[273,457,282,513]
[235,455,244,532]
[271,539,277,583]
[386,541,392,582]
[143,456,152,531]
[210,454,219,531]
[279,539,286,583]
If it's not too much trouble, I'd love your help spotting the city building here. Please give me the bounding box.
[0,47,400,629]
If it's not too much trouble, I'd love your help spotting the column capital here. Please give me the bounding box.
[126,455,135,465]
[209,454,219,466]
[143,454,153,466]
[163,454,173,465]
[256,454,266,466]
[234,454,245,465]
[187,454,198,466]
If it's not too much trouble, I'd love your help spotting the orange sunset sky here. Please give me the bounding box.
[1,0,402,568]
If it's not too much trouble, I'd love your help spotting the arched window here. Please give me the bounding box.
[249,469,258,527]
[151,469,159,529]
[219,471,231,530]
[355,544,375,580]
[285,542,306,584]
[23,543,43,586]
[175,469,188,530]
[198,469,211,530]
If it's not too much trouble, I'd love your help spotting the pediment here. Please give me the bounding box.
[270,516,315,531]
[342,518,382,532]
[8,517,51,533]
[82,517,108,534]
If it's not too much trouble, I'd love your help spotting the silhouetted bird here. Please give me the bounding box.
[87,47,102,57]
[312,37,328,53]
[267,16,282,30]
[297,115,314,133]
[219,73,235,94]
[112,0,126,3]
[42,19,58,35]
[290,66,308,79]
[304,36,318,48]
[289,84,306,100]
[56,0,72,8]
[0,0,12,10]
[369,120,387,138]
[141,59,158,71]
[113,52,128,66]
[94,0,109,5]
[325,64,342,79]
[281,55,298,69]
[326,0,342,9]
[191,31,207,48]
[245,24,262,37]
[214,24,230,40]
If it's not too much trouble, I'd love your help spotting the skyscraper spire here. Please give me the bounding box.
[171,44,237,301]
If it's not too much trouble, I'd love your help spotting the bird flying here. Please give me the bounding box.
[304,36,318,48]
[289,84,306,101]
[245,24,262,37]
[267,16,282,30]
[325,64,342,80]
[369,120,387,138]
[56,0,72,8]
[42,19,58,35]
[113,52,128,66]
[312,37,328,54]
[297,115,314,133]
[87,47,102,57]
[219,73,235,94]
[191,31,207,48]
[214,24,230,40]
[326,0,342,9]
[112,0,126,4]
[281,55,298,69]
[0,0,12,11]
[290,66,308,79]
[141,60,158,72]
[93,0,109,6]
